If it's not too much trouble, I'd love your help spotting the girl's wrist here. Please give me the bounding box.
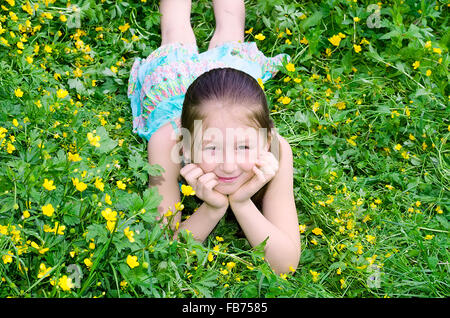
[229,198,252,210]
[204,201,228,217]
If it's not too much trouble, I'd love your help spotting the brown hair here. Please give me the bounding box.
[178,67,279,211]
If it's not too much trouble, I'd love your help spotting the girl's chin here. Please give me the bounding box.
[213,184,237,195]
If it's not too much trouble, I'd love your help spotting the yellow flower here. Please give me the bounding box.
[30,241,49,254]
[412,61,420,69]
[68,152,82,162]
[94,177,104,192]
[53,221,66,235]
[432,47,442,55]
[56,88,68,99]
[181,184,196,196]
[87,132,100,147]
[353,44,362,53]
[9,11,18,22]
[424,234,434,240]
[207,252,214,262]
[226,262,236,271]
[72,177,87,192]
[42,178,56,191]
[58,275,74,291]
[257,78,264,90]
[126,255,139,268]
[328,34,342,47]
[84,258,93,268]
[15,87,24,97]
[41,203,55,217]
[299,224,306,233]
[286,62,295,72]
[300,36,308,44]
[164,209,173,217]
[312,227,323,236]
[101,207,117,222]
[366,234,376,244]
[353,17,360,22]
[37,263,52,279]
[310,270,320,282]
[174,202,184,211]
[6,142,16,154]
[73,68,83,78]
[105,193,112,205]
[280,96,291,105]
[426,69,432,76]
[2,251,13,264]
[118,23,130,33]
[44,45,52,53]
[116,180,126,190]
[254,33,265,41]
[110,65,118,73]
[335,101,346,110]
[245,27,253,34]
[124,227,135,243]
[394,144,402,151]
[106,220,116,233]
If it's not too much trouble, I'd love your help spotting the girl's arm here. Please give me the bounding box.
[175,164,229,242]
[230,137,300,274]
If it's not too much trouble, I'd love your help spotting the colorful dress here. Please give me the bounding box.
[127,41,290,142]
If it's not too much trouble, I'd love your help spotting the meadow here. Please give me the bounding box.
[0,0,448,298]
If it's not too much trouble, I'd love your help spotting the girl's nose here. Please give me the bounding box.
[220,156,237,174]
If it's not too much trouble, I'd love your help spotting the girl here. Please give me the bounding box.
[128,0,300,274]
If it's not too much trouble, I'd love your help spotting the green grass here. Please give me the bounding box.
[0,0,448,298]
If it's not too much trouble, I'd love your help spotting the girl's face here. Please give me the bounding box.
[186,110,270,195]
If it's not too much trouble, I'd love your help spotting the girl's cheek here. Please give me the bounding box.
[240,162,254,172]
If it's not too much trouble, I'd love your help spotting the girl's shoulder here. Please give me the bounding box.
[265,133,293,192]
[271,132,291,163]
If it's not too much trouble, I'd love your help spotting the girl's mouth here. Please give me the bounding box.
[218,175,240,183]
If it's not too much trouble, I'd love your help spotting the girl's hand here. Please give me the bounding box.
[229,151,279,205]
[180,164,229,211]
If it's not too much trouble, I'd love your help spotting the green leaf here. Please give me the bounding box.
[68,78,85,94]
[142,187,163,213]
[86,224,109,245]
[96,126,118,154]
[299,10,323,31]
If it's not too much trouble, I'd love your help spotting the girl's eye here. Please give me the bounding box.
[238,145,249,150]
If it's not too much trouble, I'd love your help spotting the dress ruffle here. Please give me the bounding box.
[128,41,290,142]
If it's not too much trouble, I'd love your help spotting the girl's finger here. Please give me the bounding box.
[184,168,204,187]
[253,165,266,182]
[180,164,198,179]
[204,178,219,190]
[198,172,216,183]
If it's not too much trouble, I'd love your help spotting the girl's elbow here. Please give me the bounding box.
[268,244,301,275]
